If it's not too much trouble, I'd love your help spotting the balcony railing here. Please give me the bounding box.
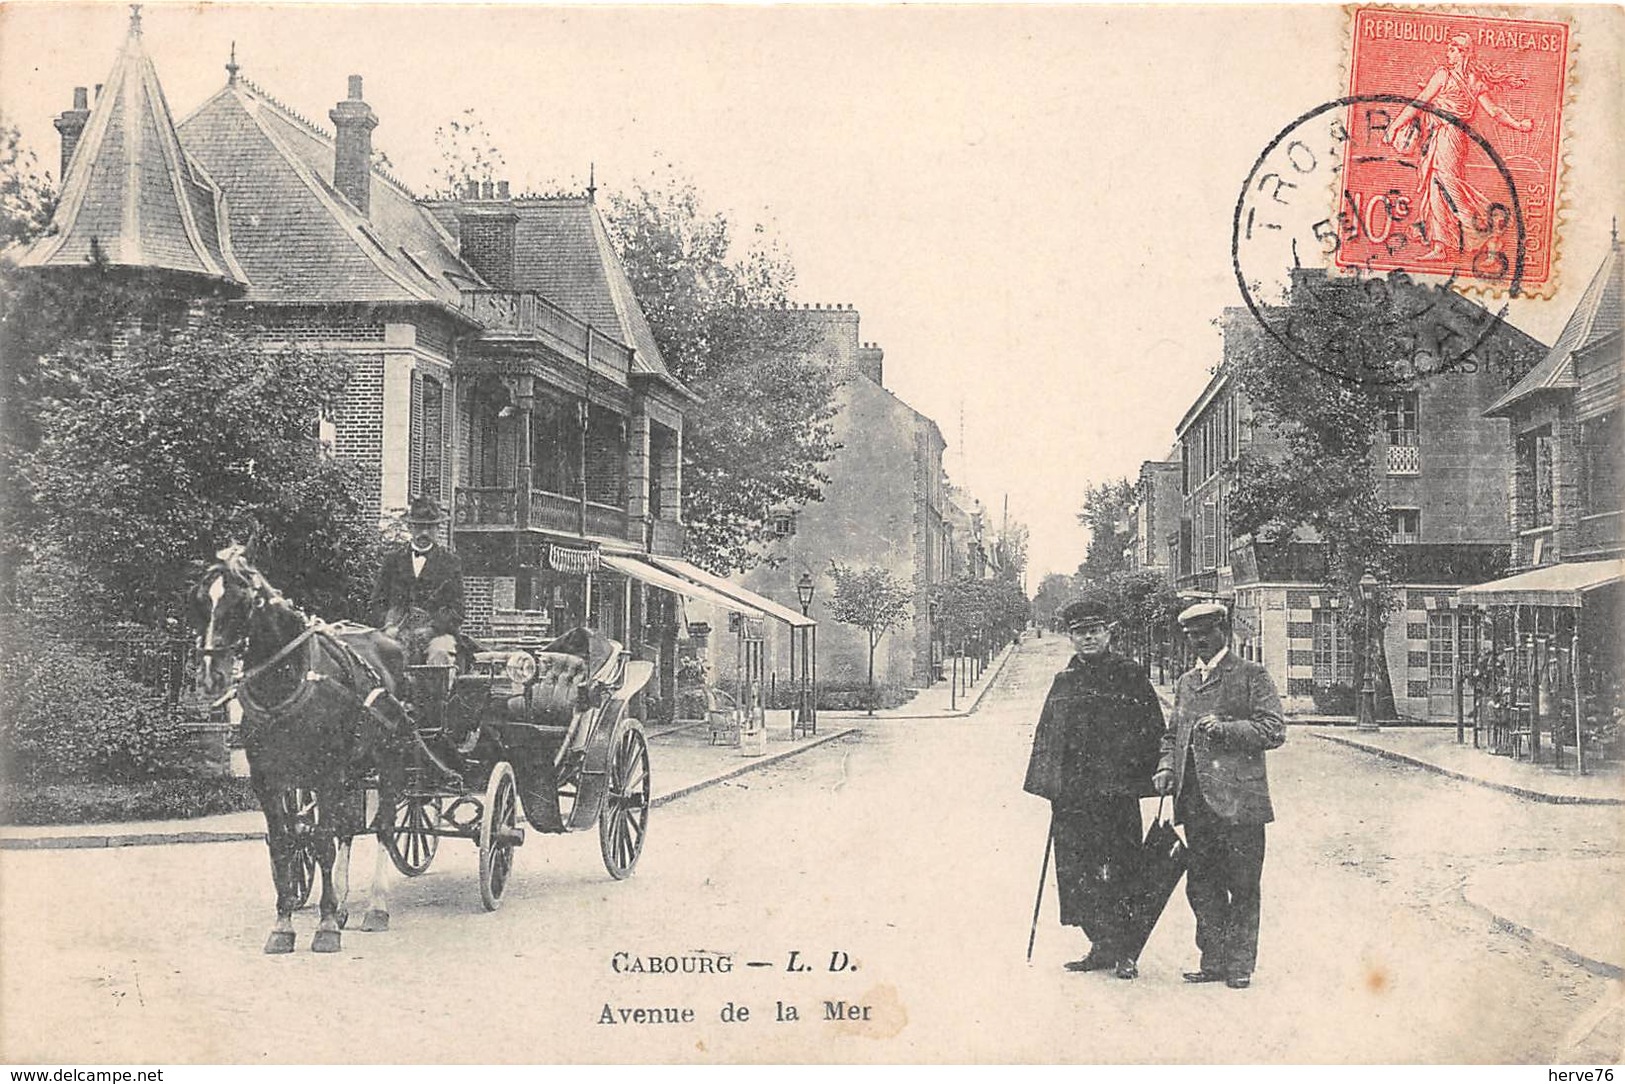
[455,485,636,542]
[461,289,635,372]
[1386,438,1420,475]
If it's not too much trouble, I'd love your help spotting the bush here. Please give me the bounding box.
[0,618,201,785]
[1311,682,1356,715]
[0,777,260,825]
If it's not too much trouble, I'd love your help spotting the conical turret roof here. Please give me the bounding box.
[18,9,247,286]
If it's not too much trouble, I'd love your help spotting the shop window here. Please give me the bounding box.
[1312,609,1354,685]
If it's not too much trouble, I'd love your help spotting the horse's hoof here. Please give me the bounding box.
[359,909,390,932]
[337,908,349,930]
[264,930,296,955]
[311,929,342,954]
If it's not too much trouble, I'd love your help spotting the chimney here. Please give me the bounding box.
[857,342,885,386]
[455,178,517,288]
[53,87,91,182]
[329,74,377,216]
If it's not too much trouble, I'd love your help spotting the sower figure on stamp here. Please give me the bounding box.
[1152,601,1285,990]
[370,496,464,672]
[1024,598,1165,979]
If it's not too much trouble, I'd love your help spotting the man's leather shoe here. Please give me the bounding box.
[1226,975,1251,989]
[1182,969,1226,983]
[1064,952,1114,973]
[1115,958,1138,980]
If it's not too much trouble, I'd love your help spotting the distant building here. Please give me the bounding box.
[1125,457,1181,577]
[734,305,953,689]
[1172,282,1546,717]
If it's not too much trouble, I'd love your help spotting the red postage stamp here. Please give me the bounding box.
[1338,8,1569,291]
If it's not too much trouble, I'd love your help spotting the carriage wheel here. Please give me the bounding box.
[478,762,519,911]
[599,719,650,880]
[278,788,318,909]
[384,796,440,877]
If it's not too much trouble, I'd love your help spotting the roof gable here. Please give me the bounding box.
[1487,237,1623,417]
[176,79,478,309]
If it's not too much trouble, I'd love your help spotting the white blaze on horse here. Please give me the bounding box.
[190,545,408,954]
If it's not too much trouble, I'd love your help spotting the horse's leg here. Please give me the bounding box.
[252,774,297,954]
[332,836,352,931]
[310,787,342,953]
[359,770,399,932]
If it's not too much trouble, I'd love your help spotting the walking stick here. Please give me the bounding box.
[1026,820,1053,963]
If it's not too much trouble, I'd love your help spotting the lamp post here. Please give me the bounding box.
[927,600,938,686]
[1357,572,1380,732]
[797,572,816,735]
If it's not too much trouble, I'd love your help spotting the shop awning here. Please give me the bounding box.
[1457,559,1624,608]
[647,556,816,628]
[599,555,762,615]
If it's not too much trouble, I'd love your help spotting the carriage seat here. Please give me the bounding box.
[530,652,589,721]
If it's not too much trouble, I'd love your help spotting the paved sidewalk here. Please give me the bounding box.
[822,641,1017,722]
[0,720,857,851]
[1460,856,1625,977]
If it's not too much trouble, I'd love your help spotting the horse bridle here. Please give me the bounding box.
[198,548,309,699]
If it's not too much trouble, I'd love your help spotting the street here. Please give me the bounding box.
[2,636,1621,1063]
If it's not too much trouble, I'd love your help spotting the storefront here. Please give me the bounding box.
[1457,560,1623,771]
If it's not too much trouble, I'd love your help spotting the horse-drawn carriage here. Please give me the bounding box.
[192,547,652,951]
[384,626,653,909]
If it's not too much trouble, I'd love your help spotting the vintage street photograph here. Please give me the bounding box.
[0,1,1622,1067]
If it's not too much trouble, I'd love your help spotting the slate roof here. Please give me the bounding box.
[177,77,478,310]
[19,15,246,285]
[425,196,675,381]
[1486,234,1624,417]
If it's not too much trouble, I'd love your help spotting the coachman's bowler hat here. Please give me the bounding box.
[405,496,446,525]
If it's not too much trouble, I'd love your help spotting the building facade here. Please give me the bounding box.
[1174,290,1545,718]
[20,15,715,718]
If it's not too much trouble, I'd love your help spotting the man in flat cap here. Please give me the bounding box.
[1025,597,1165,979]
[1153,600,1285,990]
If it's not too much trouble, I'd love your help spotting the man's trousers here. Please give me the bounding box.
[1051,797,1143,958]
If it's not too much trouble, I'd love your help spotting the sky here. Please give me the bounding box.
[2,2,1621,582]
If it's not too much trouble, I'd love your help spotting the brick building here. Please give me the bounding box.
[1172,285,1546,718]
[1124,456,1181,577]
[17,14,747,721]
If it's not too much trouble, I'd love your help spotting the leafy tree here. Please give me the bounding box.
[1076,477,1135,581]
[827,564,912,715]
[1230,271,1540,718]
[997,520,1030,584]
[428,108,508,198]
[17,311,383,624]
[0,122,55,248]
[605,165,841,573]
[1030,572,1073,629]
[1070,569,1183,668]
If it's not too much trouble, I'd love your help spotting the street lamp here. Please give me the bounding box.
[796,571,816,737]
[1357,572,1380,732]
[927,600,938,686]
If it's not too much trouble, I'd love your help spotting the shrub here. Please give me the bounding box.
[1311,682,1356,716]
[0,777,260,825]
[0,618,200,785]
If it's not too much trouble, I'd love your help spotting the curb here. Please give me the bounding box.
[0,728,861,852]
[821,645,1017,723]
[964,644,1016,715]
[1457,876,1624,979]
[650,726,860,808]
[1309,731,1625,806]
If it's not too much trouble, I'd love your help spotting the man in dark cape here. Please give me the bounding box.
[1024,598,1166,978]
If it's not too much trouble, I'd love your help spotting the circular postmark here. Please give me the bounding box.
[1232,95,1526,387]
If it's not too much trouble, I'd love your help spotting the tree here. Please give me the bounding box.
[1076,478,1135,581]
[0,122,55,248]
[605,165,842,573]
[827,564,912,715]
[1229,271,1540,718]
[427,108,508,198]
[17,311,384,625]
[1030,572,1073,629]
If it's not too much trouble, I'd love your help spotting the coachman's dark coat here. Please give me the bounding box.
[368,545,465,635]
[1023,650,1165,956]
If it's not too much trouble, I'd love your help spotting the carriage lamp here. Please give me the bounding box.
[796,572,815,616]
[505,651,538,686]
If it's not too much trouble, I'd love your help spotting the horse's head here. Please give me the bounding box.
[189,545,273,701]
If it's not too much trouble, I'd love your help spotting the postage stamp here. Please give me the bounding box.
[1337,7,1570,291]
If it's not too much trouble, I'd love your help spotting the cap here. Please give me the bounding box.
[1177,600,1229,628]
[1060,598,1112,631]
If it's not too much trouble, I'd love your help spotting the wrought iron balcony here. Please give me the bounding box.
[455,485,636,544]
[461,289,634,371]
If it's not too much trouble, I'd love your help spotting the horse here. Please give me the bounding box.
[190,546,410,954]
